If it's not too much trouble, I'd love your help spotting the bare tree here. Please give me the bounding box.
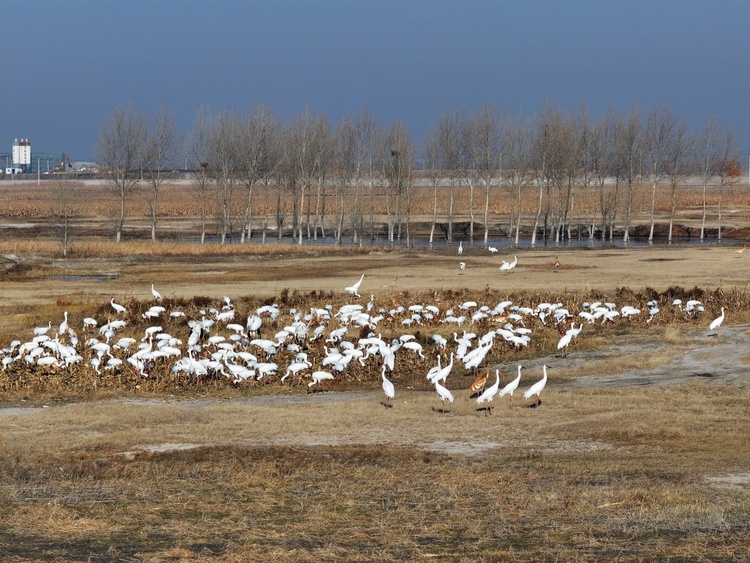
[54,179,78,256]
[465,104,503,246]
[432,110,464,244]
[589,108,616,240]
[697,115,719,240]
[615,106,642,243]
[209,110,242,243]
[95,105,147,242]
[349,109,377,244]
[502,114,534,245]
[530,101,565,246]
[716,124,741,240]
[662,116,691,242]
[190,108,214,244]
[334,117,357,243]
[142,105,179,241]
[558,106,588,242]
[643,106,676,241]
[424,128,441,246]
[286,109,330,244]
[238,104,278,243]
[383,120,415,244]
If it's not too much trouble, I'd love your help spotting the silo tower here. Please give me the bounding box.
[12,138,32,172]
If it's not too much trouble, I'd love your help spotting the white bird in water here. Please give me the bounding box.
[434,379,454,414]
[345,274,365,298]
[709,307,725,336]
[499,365,523,407]
[476,369,501,415]
[381,365,395,407]
[151,284,162,301]
[524,364,549,408]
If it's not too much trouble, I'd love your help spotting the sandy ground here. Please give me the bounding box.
[2,243,749,308]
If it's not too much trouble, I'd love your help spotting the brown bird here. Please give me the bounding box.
[735,246,746,256]
[554,256,560,269]
[470,366,490,396]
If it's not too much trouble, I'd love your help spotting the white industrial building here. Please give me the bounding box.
[5,138,31,174]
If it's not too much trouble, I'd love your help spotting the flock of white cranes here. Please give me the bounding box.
[0,271,726,413]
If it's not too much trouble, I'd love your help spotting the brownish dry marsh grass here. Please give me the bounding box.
[1,384,749,561]
[0,238,369,260]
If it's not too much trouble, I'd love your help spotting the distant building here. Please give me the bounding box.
[12,138,31,172]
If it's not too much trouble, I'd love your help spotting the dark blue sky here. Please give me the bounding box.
[1,0,748,161]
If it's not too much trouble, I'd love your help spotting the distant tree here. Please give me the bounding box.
[615,106,642,243]
[54,179,78,257]
[334,117,356,243]
[589,107,616,240]
[424,127,441,246]
[190,108,214,244]
[662,116,691,242]
[286,108,330,244]
[142,105,180,241]
[696,115,719,240]
[530,101,565,245]
[432,110,464,244]
[383,120,415,244]
[349,108,376,244]
[715,124,740,240]
[465,103,503,245]
[502,113,534,245]
[238,104,278,243]
[95,105,147,242]
[209,110,242,243]
[643,106,675,241]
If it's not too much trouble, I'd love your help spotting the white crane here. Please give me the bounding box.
[345,274,365,298]
[557,331,573,358]
[499,365,523,407]
[434,379,454,414]
[523,364,549,408]
[499,255,518,272]
[476,369,501,415]
[709,307,725,336]
[151,283,162,301]
[381,365,395,406]
[111,298,128,315]
[308,370,334,390]
[457,241,463,255]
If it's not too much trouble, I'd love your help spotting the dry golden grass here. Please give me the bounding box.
[2,384,749,561]
[0,238,367,259]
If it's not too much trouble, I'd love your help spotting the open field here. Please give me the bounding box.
[2,198,750,560]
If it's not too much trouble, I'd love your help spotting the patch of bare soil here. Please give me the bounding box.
[559,324,750,389]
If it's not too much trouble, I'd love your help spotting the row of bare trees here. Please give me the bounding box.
[95,102,741,245]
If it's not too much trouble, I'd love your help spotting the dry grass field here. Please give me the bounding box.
[1,181,750,561]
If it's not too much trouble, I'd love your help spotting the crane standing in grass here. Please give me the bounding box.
[524,365,549,408]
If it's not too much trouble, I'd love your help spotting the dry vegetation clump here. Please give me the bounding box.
[1,285,748,399]
[0,238,374,260]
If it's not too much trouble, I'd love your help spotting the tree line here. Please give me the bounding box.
[95,101,742,245]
